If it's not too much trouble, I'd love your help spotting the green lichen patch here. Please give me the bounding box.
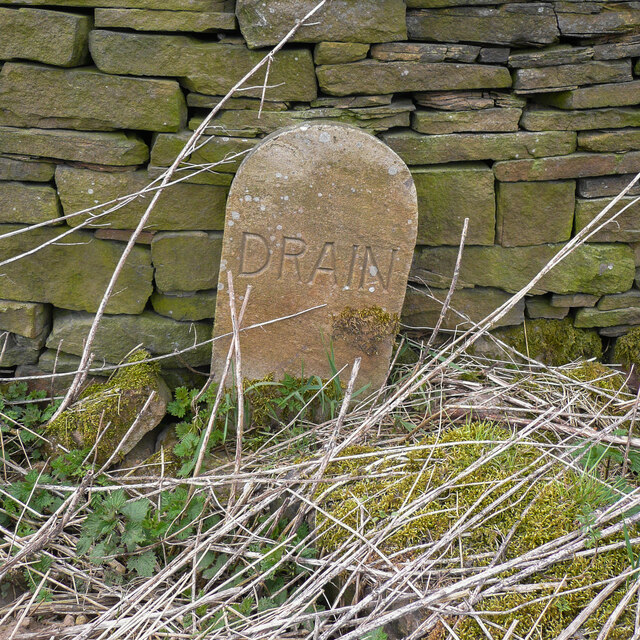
[332,306,400,356]
[46,350,169,465]
[613,326,640,370]
[495,317,603,365]
[317,422,636,639]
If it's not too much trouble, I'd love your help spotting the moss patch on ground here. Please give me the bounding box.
[318,422,636,639]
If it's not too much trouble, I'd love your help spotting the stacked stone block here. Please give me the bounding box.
[1,0,640,377]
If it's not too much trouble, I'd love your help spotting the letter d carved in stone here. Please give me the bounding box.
[212,123,418,392]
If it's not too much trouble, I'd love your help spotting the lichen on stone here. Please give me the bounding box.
[332,306,399,356]
[46,349,169,465]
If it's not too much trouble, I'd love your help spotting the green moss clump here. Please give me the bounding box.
[317,422,635,639]
[46,350,164,464]
[332,306,400,356]
[613,326,640,369]
[495,318,602,366]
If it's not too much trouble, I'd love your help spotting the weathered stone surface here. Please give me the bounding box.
[0,126,148,166]
[0,156,54,182]
[595,40,640,61]
[381,130,576,165]
[0,225,153,314]
[598,291,640,311]
[370,42,480,63]
[0,182,60,224]
[513,60,631,92]
[526,296,569,320]
[551,293,599,308]
[0,300,49,339]
[213,123,418,391]
[151,232,222,292]
[190,102,414,136]
[496,180,575,247]
[413,90,494,110]
[478,47,510,64]
[600,325,634,338]
[535,80,640,110]
[575,197,640,243]
[402,287,523,329]
[407,0,521,5]
[89,31,316,103]
[575,307,640,328]
[411,244,635,296]
[186,95,289,111]
[0,63,186,132]
[148,164,232,187]
[412,163,495,245]
[150,290,216,321]
[151,131,256,174]
[508,45,594,68]
[0,0,229,8]
[236,0,406,48]
[579,129,640,153]
[316,60,511,96]
[56,167,227,231]
[94,229,155,245]
[578,174,640,198]
[314,42,370,65]
[0,8,91,67]
[311,95,393,109]
[95,8,236,31]
[557,5,640,38]
[407,5,559,46]
[0,328,47,367]
[46,309,211,367]
[521,106,640,132]
[494,151,640,182]
[412,107,521,134]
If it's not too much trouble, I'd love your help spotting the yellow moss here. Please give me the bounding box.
[332,306,399,356]
[613,326,640,369]
[46,350,162,464]
[317,422,637,639]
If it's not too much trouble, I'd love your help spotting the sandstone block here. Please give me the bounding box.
[236,0,407,48]
[0,329,47,368]
[406,5,559,46]
[575,197,640,243]
[186,95,289,111]
[0,63,186,132]
[370,42,480,63]
[598,291,640,311]
[95,8,236,31]
[150,290,216,321]
[526,296,569,320]
[595,41,640,61]
[535,80,640,110]
[496,180,575,247]
[0,8,91,67]
[316,60,511,96]
[46,309,211,367]
[0,182,60,224]
[151,131,256,173]
[508,45,594,69]
[151,232,222,292]
[557,5,640,38]
[212,123,418,391]
[494,151,640,182]
[0,225,152,314]
[578,174,640,198]
[89,31,317,103]
[0,300,49,339]
[411,244,635,296]
[551,293,599,308]
[578,130,640,153]
[0,157,54,182]
[0,126,148,166]
[381,130,576,165]
[412,108,521,134]
[575,307,640,328]
[402,286,524,330]
[412,163,495,245]
[0,0,229,8]
[94,229,155,245]
[148,164,232,187]
[513,60,631,91]
[314,42,370,65]
[413,90,494,111]
[56,166,227,231]
[521,106,640,132]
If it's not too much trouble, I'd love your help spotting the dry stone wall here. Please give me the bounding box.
[1,0,640,381]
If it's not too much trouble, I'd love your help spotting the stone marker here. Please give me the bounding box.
[212,123,418,391]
